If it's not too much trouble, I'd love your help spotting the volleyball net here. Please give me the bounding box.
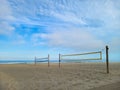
[59,51,102,67]
[35,54,50,67]
[58,45,109,74]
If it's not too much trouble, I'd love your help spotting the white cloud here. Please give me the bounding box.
[5,0,120,30]
[51,11,86,25]
[0,21,14,35]
[87,0,120,30]
[0,0,15,35]
[0,0,13,20]
[109,37,120,52]
[32,28,105,51]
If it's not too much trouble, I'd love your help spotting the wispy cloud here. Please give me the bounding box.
[0,0,14,20]
[0,0,15,35]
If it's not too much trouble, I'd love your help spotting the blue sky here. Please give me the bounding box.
[0,0,120,61]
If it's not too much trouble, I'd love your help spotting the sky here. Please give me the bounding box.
[0,0,120,61]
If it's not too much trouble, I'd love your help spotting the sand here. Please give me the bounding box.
[89,81,120,90]
[0,63,120,90]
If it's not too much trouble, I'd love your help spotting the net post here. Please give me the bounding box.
[106,45,109,73]
[100,51,102,60]
[59,54,61,68]
[48,54,50,67]
[35,56,36,65]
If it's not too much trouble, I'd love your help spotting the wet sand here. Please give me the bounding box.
[0,63,120,90]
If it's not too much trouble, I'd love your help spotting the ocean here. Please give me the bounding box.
[0,59,119,64]
[0,60,58,64]
[0,59,104,64]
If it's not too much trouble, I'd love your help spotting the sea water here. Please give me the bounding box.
[0,59,119,64]
[0,60,59,64]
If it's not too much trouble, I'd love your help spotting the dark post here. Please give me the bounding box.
[48,54,50,67]
[106,45,109,73]
[59,54,61,68]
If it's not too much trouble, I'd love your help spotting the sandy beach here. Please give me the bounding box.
[0,63,120,90]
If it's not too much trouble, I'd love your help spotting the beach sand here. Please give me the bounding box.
[0,63,120,90]
[89,81,120,90]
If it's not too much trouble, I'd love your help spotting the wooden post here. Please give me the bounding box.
[100,51,102,60]
[59,54,61,68]
[48,54,50,67]
[35,56,36,65]
[106,45,109,73]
